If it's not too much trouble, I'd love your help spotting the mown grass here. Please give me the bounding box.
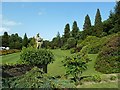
[0,49,101,76]
[82,54,102,76]
[48,49,71,76]
[0,52,20,65]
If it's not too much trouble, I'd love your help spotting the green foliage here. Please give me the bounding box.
[9,33,22,49]
[42,40,51,49]
[28,37,36,48]
[61,37,76,50]
[51,32,61,49]
[2,32,9,47]
[64,23,70,42]
[67,37,76,49]
[2,67,75,88]
[93,9,103,37]
[77,36,101,54]
[63,50,90,82]
[103,18,113,34]
[83,14,92,37]
[20,47,54,65]
[22,33,28,48]
[61,44,69,50]
[82,75,101,83]
[92,75,101,83]
[70,48,76,54]
[106,1,120,35]
[110,75,117,80]
[95,33,120,73]
[71,21,79,39]
[83,14,91,30]
[76,33,119,54]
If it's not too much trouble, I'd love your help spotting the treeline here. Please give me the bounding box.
[0,32,36,50]
[1,2,120,50]
[42,1,120,49]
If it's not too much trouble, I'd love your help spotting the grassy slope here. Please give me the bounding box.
[48,50,101,76]
[82,54,102,76]
[48,49,71,76]
[0,52,20,64]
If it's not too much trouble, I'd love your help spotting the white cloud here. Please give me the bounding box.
[3,20,22,27]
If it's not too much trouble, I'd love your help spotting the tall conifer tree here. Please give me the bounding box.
[64,24,70,39]
[94,9,103,37]
[22,33,28,47]
[71,21,79,39]
[83,14,92,36]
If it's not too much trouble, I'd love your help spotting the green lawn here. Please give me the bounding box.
[48,49,71,76]
[1,49,100,76]
[82,54,102,76]
[0,52,20,65]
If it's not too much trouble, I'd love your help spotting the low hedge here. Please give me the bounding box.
[0,49,21,56]
[2,64,33,77]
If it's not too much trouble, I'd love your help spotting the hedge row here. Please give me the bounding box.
[2,64,33,77]
[0,49,21,55]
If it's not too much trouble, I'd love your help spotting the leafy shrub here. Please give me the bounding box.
[79,36,100,47]
[61,44,69,50]
[20,47,54,73]
[95,33,120,74]
[110,75,117,80]
[76,44,83,52]
[79,46,91,63]
[92,75,101,82]
[20,47,54,65]
[76,33,119,54]
[2,67,75,88]
[61,37,76,50]
[0,49,20,56]
[76,36,100,54]
[70,48,76,54]
[63,49,90,82]
[67,37,77,49]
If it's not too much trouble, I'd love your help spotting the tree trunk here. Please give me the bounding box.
[43,64,47,73]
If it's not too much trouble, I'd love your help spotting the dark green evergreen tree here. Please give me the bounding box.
[9,33,22,49]
[83,14,92,37]
[51,32,61,49]
[83,14,91,30]
[56,32,61,48]
[2,32,9,47]
[22,33,28,48]
[64,23,70,41]
[94,9,103,37]
[71,21,79,39]
[111,1,120,33]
